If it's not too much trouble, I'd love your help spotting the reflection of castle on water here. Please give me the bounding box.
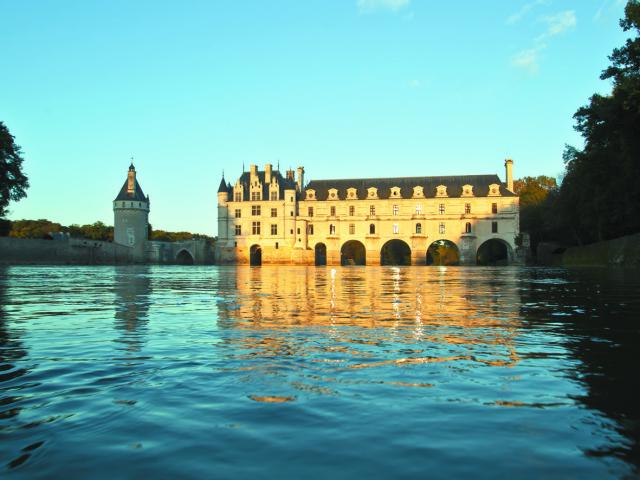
[113,266,151,352]
[216,266,523,367]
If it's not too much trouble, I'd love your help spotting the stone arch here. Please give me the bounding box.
[426,239,460,266]
[250,244,262,266]
[176,249,194,265]
[340,240,366,266]
[476,238,513,266]
[380,239,411,266]
[315,242,327,266]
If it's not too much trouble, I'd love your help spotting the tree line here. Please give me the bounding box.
[0,218,214,243]
[514,1,640,251]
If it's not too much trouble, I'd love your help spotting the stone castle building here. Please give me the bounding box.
[113,164,213,264]
[216,160,521,266]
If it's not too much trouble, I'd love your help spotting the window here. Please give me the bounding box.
[252,205,261,216]
[271,224,277,235]
[492,221,498,233]
[271,208,277,217]
[393,223,399,234]
[415,204,422,215]
[492,203,498,214]
[308,224,314,235]
[252,222,261,235]
[439,222,445,234]
[393,204,399,216]
[415,223,422,234]
[234,192,242,202]
[297,228,300,234]
[308,207,314,217]
[369,205,376,216]
[349,224,355,234]
[130,202,133,207]
[330,206,336,216]
[270,191,278,201]
[290,196,293,202]
[465,222,472,234]
[138,202,141,207]
[235,209,241,218]
[465,203,471,214]
[439,204,445,215]
[235,225,241,235]
[251,191,260,201]
[369,223,375,234]
[329,224,336,235]
[275,242,279,249]
[290,211,294,216]
[349,205,355,216]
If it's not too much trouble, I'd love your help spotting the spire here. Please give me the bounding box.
[217,175,229,193]
[129,156,135,171]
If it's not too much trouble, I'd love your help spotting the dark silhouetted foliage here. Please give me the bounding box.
[0,122,29,217]
[559,1,640,244]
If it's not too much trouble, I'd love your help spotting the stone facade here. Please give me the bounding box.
[216,160,521,266]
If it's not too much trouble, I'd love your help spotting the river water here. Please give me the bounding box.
[0,265,638,478]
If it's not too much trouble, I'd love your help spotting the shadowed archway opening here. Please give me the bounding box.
[176,249,194,265]
[477,239,509,266]
[381,239,411,266]
[426,240,460,266]
[340,240,366,266]
[315,243,327,266]
[250,244,262,266]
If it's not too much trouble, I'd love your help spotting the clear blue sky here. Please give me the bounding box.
[1,0,629,236]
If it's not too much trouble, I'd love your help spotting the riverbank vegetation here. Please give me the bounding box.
[0,218,214,243]
[519,1,640,252]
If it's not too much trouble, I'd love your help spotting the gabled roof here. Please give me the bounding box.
[232,170,297,201]
[305,174,515,200]
[114,178,148,202]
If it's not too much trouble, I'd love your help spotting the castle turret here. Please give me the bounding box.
[113,163,150,262]
[217,175,230,243]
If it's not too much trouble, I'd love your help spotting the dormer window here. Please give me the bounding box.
[390,186,401,198]
[347,188,357,199]
[488,183,501,196]
[461,184,474,197]
[306,189,316,200]
[328,188,338,200]
[412,186,424,198]
[367,187,378,199]
[436,185,448,197]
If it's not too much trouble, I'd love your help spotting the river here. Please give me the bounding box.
[0,265,638,478]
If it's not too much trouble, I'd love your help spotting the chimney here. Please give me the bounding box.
[296,166,304,192]
[127,164,136,194]
[505,159,514,192]
[265,163,272,184]
[286,169,295,181]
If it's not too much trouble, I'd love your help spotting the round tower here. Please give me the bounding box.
[113,163,150,262]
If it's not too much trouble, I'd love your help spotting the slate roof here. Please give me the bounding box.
[232,170,298,201]
[304,174,515,200]
[218,177,231,193]
[114,178,148,202]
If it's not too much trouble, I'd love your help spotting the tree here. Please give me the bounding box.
[514,176,560,252]
[0,122,29,217]
[558,1,640,244]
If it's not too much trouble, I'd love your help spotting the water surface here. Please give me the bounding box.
[1,266,638,478]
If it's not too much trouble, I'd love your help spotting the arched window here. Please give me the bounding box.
[465,222,471,233]
[369,223,375,234]
[415,223,422,234]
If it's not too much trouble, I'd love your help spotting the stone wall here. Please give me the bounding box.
[0,237,134,265]
[562,233,640,268]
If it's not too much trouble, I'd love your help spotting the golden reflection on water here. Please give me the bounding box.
[217,266,522,369]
